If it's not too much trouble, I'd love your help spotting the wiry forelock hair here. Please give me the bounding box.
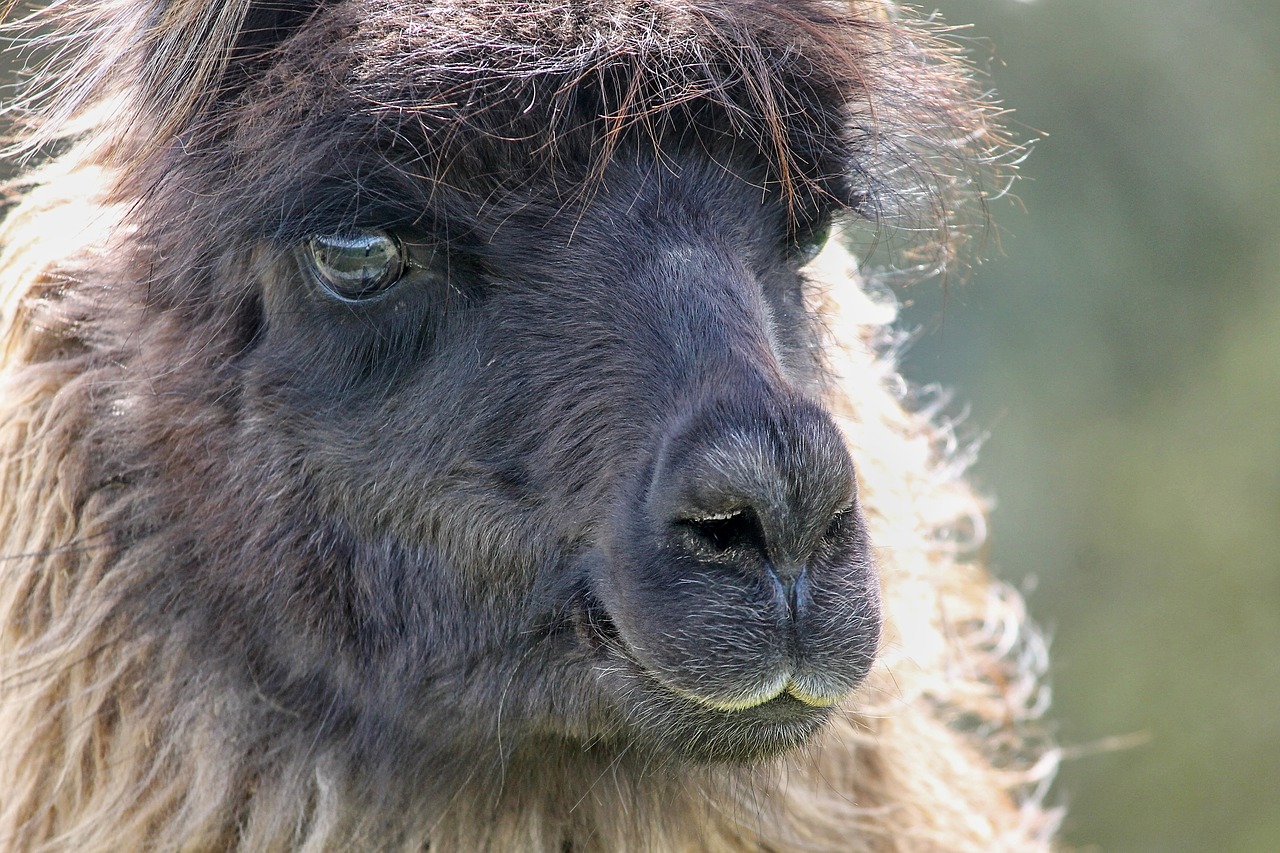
[5,0,1013,268]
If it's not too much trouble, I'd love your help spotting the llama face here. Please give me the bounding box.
[43,1,887,774]
[226,140,879,767]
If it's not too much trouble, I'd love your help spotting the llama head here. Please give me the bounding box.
[1,3,1031,842]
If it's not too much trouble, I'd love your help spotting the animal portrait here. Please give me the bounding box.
[0,1,1058,850]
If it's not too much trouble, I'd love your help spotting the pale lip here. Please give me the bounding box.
[636,661,852,713]
[576,584,856,715]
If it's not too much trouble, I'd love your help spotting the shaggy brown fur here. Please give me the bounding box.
[1,1,1059,851]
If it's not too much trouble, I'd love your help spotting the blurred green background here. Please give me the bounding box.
[899,1,1279,850]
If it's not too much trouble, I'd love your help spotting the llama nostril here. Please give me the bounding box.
[677,507,766,558]
[650,390,858,584]
[676,506,812,608]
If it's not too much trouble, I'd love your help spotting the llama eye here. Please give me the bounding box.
[305,230,407,301]
[791,218,832,265]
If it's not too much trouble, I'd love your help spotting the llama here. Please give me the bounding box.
[0,1,1059,850]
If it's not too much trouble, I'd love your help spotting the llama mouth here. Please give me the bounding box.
[569,591,835,727]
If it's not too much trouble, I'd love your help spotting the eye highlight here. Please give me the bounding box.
[305,229,407,301]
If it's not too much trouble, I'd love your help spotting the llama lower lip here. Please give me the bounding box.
[738,692,818,722]
[575,595,828,724]
[637,666,791,713]
[688,678,853,711]
[656,675,846,722]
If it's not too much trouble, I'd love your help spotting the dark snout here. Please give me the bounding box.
[650,392,856,598]
[594,382,881,718]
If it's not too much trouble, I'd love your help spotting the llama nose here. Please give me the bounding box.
[648,392,858,597]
